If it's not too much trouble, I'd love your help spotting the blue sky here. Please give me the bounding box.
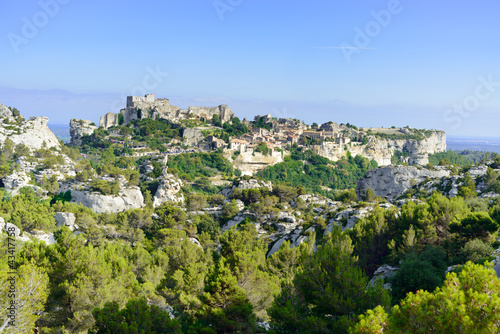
[1,0,499,136]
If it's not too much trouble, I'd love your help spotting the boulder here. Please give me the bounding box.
[267,237,286,257]
[468,165,488,177]
[368,264,399,288]
[222,213,247,232]
[54,212,76,230]
[278,212,296,224]
[189,237,202,248]
[62,183,144,214]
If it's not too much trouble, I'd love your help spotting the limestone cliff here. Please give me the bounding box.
[70,119,97,146]
[0,102,61,150]
[182,128,205,147]
[225,150,284,176]
[313,130,446,166]
[357,165,451,201]
[100,112,119,129]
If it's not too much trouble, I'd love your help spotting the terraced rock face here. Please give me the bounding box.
[314,130,446,166]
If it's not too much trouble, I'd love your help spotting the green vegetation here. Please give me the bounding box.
[254,142,270,155]
[2,113,500,333]
[256,148,377,198]
[203,117,249,143]
[167,152,235,180]
[371,128,435,141]
[428,150,499,168]
[391,149,411,165]
[269,227,390,333]
[89,179,120,196]
[90,298,181,333]
[351,262,500,333]
[388,246,447,304]
[117,113,124,125]
[254,116,272,131]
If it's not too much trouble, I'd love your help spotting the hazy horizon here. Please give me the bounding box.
[1,0,499,136]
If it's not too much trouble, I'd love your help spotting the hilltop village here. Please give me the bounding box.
[66,94,447,175]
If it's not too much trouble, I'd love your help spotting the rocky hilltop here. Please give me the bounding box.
[100,94,234,128]
[0,102,60,150]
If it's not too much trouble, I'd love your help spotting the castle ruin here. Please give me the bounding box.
[99,94,234,128]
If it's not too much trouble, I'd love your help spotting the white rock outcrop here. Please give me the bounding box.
[229,150,284,176]
[357,165,450,201]
[61,182,144,214]
[182,128,205,147]
[220,178,273,197]
[0,104,61,150]
[313,131,446,166]
[153,173,184,207]
[54,212,77,230]
[70,119,97,146]
[30,230,56,245]
[369,264,399,288]
[3,170,31,196]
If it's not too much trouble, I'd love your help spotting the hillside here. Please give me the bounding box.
[1,98,500,333]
